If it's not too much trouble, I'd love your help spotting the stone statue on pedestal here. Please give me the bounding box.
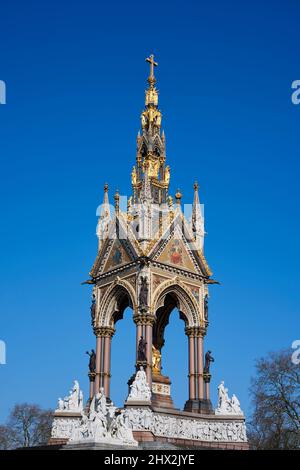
[137,337,147,362]
[139,276,148,307]
[127,366,151,402]
[86,349,96,373]
[90,293,96,324]
[56,380,83,412]
[204,294,209,321]
[204,350,214,374]
[68,386,137,446]
[215,380,243,415]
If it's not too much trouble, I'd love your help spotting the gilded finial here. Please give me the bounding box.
[146,54,158,86]
[175,189,182,204]
[104,183,109,192]
[114,189,120,211]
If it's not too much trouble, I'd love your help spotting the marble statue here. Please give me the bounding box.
[111,410,136,445]
[68,387,137,446]
[215,380,243,415]
[56,380,83,412]
[231,394,243,415]
[127,366,151,402]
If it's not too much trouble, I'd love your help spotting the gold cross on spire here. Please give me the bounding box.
[146,54,158,83]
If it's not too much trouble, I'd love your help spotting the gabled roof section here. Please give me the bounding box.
[89,213,142,278]
[148,212,212,277]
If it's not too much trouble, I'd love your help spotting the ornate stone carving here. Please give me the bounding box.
[152,382,170,396]
[68,387,137,446]
[56,380,83,413]
[127,367,152,402]
[124,408,247,443]
[215,381,243,416]
[51,417,80,439]
[97,279,137,327]
[151,278,201,326]
[51,406,247,444]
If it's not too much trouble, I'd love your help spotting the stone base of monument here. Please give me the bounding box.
[50,377,248,450]
[63,438,138,450]
[124,400,152,407]
[184,398,214,414]
[49,409,249,450]
[151,373,175,409]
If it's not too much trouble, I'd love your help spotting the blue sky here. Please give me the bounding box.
[0,0,299,423]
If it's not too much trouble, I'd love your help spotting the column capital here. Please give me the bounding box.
[203,372,211,383]
[185,326,207,337]
[133,313,156,326]
[88,372,96,382]
[93,326,115,338]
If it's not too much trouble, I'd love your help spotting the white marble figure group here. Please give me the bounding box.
[56,380,83,412]
[127,366,151,402]
[215,380,243,415]
[69,386,137,446]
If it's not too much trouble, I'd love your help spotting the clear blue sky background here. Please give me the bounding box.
[0,0,299,423]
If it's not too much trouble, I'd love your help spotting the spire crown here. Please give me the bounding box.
[146,54,158,87]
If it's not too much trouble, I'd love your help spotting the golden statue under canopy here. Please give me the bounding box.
[131,166,137,185]
[152,345,162,374]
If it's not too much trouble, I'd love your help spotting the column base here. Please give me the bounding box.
[184,399,214,414]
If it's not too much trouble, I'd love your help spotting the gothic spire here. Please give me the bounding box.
[192,181,204,251]
[96,183,111,251]
[132,54,169,206]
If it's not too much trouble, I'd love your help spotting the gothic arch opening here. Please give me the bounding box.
[151,289,191,409]
[110,306,135,407]
[158,306,187,409]
[153,292,188,350]
[95,283,136,403]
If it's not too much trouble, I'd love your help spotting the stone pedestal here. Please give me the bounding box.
[184,398,213,414]
[151,373,175,409]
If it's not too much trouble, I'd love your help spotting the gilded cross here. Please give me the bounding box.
[146,54,158,80]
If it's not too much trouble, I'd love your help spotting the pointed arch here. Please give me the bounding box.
[96,278,137,327]
[151,277,202,327]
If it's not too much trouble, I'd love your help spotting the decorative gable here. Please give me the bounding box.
[155,235,198,274]
[103,239,132,273]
